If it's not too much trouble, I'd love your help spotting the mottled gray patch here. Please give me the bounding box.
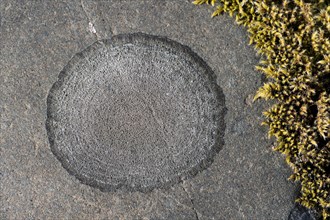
[289,203,320,220]
[46,33,226,192]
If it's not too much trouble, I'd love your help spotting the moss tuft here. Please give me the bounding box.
[194,0,330,218]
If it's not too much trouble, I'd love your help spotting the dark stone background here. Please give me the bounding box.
[1,0,297,219]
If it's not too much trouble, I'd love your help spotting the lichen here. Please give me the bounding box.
[193,0,330,218]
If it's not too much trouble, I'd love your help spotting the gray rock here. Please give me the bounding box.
[288,204,319,220]
[1,0,297,219]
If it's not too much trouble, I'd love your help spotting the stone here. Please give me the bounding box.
[1,0,298,219]
[288,203,319,220]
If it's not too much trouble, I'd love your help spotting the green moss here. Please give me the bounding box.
[193,0,330,218]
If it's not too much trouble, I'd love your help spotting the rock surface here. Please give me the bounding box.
[288,204,319,220]
[1,0,297,219]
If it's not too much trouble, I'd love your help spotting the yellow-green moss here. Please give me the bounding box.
[193,0,330,218]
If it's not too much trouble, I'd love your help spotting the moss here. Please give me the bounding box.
[193,0,330,218]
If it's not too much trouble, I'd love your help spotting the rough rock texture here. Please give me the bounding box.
[289,203,319,220]
[47,33,226,192]
[1,0,298,219]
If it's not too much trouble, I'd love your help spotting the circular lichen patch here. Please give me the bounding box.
[46,33,226,192]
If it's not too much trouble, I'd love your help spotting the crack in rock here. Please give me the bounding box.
[80,0,101,40]
[182,181,201,220]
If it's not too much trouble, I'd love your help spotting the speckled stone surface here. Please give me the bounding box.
[288,203,319,220]
[1,0,298,219]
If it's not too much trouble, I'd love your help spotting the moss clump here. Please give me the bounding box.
[193,0,330,218]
